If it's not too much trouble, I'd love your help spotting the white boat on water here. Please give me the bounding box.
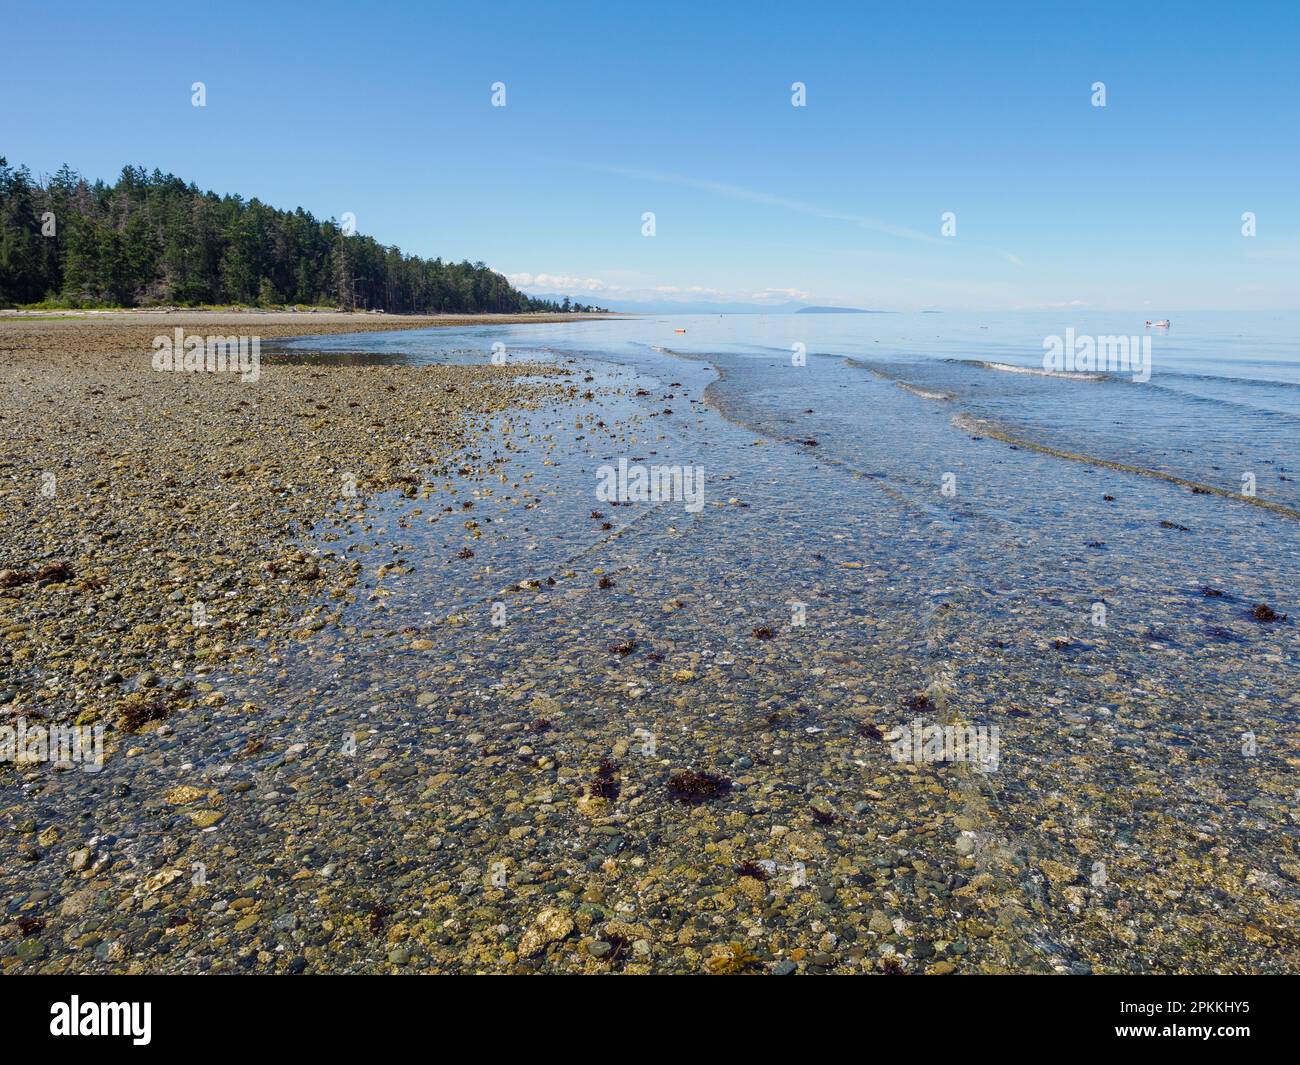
[1145,319,1171,328]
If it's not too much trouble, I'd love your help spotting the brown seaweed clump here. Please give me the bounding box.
[0,561,74,588]
[597,575,614,589]
[751,625,775,640]
[366,903,392,937]
[901,692,934,712]
[589,758,620,800]
[116,693,169,733]
[810,802,836,826]
[607,638,636,656]
[667,769,731,804]
[704,941,762,975]
[1251,604,1288,623]
[857,720,884,740]
[601,933,632,966]
[15,915,44,937]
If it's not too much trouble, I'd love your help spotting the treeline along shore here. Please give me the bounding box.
[0,158,603,315]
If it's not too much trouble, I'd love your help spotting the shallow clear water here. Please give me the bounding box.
[10,313,1296,974]
[283,311,1300,876]
[285,310,1300,510]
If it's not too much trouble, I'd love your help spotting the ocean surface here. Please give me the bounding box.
[285,310,1300,510]
[276,308,1300,972]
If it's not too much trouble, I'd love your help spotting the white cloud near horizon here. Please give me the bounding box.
[506,272,618,293]
[506,271,809,305]
[510,159,1033,307]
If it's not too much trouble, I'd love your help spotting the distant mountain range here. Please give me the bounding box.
[557,296,891,315]
[575,297,802,315]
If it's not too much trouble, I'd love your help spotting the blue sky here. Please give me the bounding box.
[4,0,1299,310]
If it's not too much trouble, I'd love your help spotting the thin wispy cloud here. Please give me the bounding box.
[588,163,942,245]
[542,159,1029,301]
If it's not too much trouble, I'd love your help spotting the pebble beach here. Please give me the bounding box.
[2,312,1297,975]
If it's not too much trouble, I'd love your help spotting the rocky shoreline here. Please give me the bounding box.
[3,315,1296,975]
[0,313,583,738]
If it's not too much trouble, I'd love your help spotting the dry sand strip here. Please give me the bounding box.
[0,312,591,733]
[0,309,613,359]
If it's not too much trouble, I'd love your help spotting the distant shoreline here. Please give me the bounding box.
[0,310,623,368]
[0,308,622,325]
